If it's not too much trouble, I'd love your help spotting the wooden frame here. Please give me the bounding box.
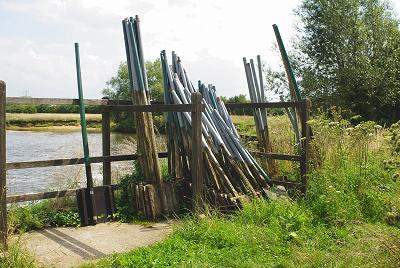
[0,91,310,247]
[0,92,204,247]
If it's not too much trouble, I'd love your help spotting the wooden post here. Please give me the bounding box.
[191,92,203,213]
[300,99,311,194]
[102,111,111,185]
[0,80,7,248]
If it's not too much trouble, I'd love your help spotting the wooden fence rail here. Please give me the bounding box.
[6,152,168,170]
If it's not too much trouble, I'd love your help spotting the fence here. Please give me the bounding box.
[0,80,310,248]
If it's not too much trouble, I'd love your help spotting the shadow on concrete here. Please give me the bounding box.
[39,228,105,260]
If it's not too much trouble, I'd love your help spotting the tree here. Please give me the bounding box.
[103,58,164,102]
[294,0,400,123]
[103,58,164,132]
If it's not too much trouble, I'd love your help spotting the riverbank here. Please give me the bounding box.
[6,113,103,132]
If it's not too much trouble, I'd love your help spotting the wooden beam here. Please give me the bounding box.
[191,92,204,213]
[6,97,170,106]
[250,151,302,161]
[6,189,76,203]
[6,97,109,106]
[271,179,302,189]
[0,81,7,248]
[103,104,195,113]
[6,152,168,170]
[6,185,119,203]
[102,112,111,185]
[224,101,301,110]
[300,99,311,194]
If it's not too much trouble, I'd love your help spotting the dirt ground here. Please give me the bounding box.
[17,222,171,268]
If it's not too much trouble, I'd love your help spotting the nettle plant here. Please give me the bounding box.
[385,122,400,181]
[389,122,400,155]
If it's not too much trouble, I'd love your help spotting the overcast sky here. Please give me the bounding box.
[1,0,399,99]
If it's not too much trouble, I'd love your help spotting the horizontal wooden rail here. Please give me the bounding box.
[270,179,303,189]
[5,97,161,106]
[6,97,111,106]
[225,101,303,109]
[251,151,302,161]
[103,104,195,113]
[6,152,168,170]
[6,184,119,203]
[7,189,77,203]
[7,97,301,110]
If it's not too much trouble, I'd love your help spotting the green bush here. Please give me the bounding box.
[9,198,80,233]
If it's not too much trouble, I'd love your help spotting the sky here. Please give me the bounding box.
[1,0,399,99]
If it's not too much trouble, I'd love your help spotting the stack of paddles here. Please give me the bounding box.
[242,55,278,177]
[160,50,274,210]
[122,16,179,219]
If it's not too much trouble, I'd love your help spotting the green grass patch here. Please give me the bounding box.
[82,199,400,267]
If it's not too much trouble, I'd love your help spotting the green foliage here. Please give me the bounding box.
[0,240,36,268]
[85,200,400,267]
[113,161,144,222]
[389,121,400,154]
[295,0,400,123]
[9,199,80,233]
[6,104,37,114]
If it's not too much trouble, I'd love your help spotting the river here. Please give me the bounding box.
[6,130,165,195]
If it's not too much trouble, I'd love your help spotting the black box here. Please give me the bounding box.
[76,185,116,226]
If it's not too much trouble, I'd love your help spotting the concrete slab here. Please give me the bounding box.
[17,222,171,268]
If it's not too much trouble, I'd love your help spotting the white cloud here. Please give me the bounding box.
[3,0,396,99]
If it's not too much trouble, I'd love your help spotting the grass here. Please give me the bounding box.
[81,115,400,267]
[82,200,400,267]
[3,114,400,267]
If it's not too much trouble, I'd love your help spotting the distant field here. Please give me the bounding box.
[6,113,102,131]
[6,113,102,122]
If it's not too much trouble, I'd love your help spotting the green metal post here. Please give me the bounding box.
[74,43,96,225]
[74,43,93,189]
[272,24,302,100]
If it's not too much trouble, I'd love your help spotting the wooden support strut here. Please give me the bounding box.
[0,81,7,249]
[102,110,111,185]
[300,99,311,194]
[191,92,204,213]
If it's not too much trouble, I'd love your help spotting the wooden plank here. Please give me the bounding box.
[102,112,111,185]
[7,185,118,203]
[191,92,204,213]
[225,101,301,110]
[300,99,311,194]
[7,189,77,203]
[6,97,168,106]
[250,151,302,161]
[103,104,195,113]
[271,179,302,189]
[0,81,7,248]
[6,97,109,106]
[6,152,168,170]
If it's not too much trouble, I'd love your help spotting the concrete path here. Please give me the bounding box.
[17,222,171,268]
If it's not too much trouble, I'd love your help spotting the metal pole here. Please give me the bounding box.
[272,24,302,101]
[74,43,96,225]
[74,43,93,189]
[0,80,7,249]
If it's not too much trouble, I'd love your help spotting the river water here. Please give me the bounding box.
[5,130,157,195]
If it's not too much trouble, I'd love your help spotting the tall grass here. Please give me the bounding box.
[84,115,400,267]
[4,114,400,267]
